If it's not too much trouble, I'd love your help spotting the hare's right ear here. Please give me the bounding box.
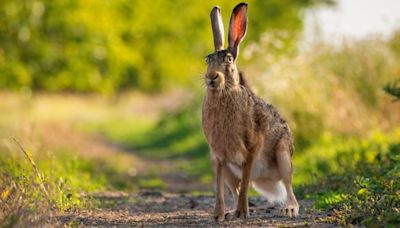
[228,3,248,59]
[210,6,224,51]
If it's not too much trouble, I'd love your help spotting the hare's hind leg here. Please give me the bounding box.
[275,135,299,217]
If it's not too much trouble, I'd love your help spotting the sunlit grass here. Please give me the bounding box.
[293,130,400,186]
[0,146,105,225]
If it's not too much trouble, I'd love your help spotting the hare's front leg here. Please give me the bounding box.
[213,159,226,221]
[234,153,255,219]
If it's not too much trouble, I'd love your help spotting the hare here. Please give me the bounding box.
[202,3,299,221]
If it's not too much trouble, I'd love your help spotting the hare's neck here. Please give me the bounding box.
[208,88,237,98]
[206,88,243,108]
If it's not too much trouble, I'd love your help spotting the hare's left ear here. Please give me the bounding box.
[228,3,248,59]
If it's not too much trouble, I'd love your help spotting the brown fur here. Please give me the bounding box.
[202,3,299,221]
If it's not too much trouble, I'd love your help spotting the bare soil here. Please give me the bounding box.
[55,190,336,227]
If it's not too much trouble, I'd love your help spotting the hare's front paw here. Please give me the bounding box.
[279,202,299,218]
[214,213,225,222]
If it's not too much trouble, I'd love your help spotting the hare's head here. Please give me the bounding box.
[205,3,247,91]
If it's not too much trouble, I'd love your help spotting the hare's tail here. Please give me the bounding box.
[252,179,287,205]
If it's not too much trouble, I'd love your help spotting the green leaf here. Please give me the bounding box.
[357,188,367,195]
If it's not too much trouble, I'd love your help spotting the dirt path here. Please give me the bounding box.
[51,126,336,227]
[56,190,336,227]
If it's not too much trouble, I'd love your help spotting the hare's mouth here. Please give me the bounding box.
[206,74,223,90]
[206,81,222,90]
[207,82,217,89]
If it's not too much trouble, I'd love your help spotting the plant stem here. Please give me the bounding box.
[11,138,56,209]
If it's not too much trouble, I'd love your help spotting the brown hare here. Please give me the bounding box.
[202,3,299,221]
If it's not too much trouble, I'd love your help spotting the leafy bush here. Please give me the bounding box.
[384,80,400,101]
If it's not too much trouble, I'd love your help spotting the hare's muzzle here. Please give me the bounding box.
[206,71,222,89]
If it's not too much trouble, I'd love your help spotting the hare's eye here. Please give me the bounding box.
[226,56,234,63]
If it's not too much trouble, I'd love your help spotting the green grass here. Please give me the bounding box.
[0,147,101,225]
[293,130,400,185]
[296,134,400,226]
[0,137,145,226]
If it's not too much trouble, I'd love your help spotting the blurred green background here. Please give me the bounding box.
[0,0,333,93]
[1,0,399,226]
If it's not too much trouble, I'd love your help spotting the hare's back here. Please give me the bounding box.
[254,97,293,151]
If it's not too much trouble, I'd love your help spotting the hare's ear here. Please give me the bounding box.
[228,3,247,59]
[210,6,225,51]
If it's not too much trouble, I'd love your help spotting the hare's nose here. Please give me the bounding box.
[211,74,220,81]
[206,72,220,86]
